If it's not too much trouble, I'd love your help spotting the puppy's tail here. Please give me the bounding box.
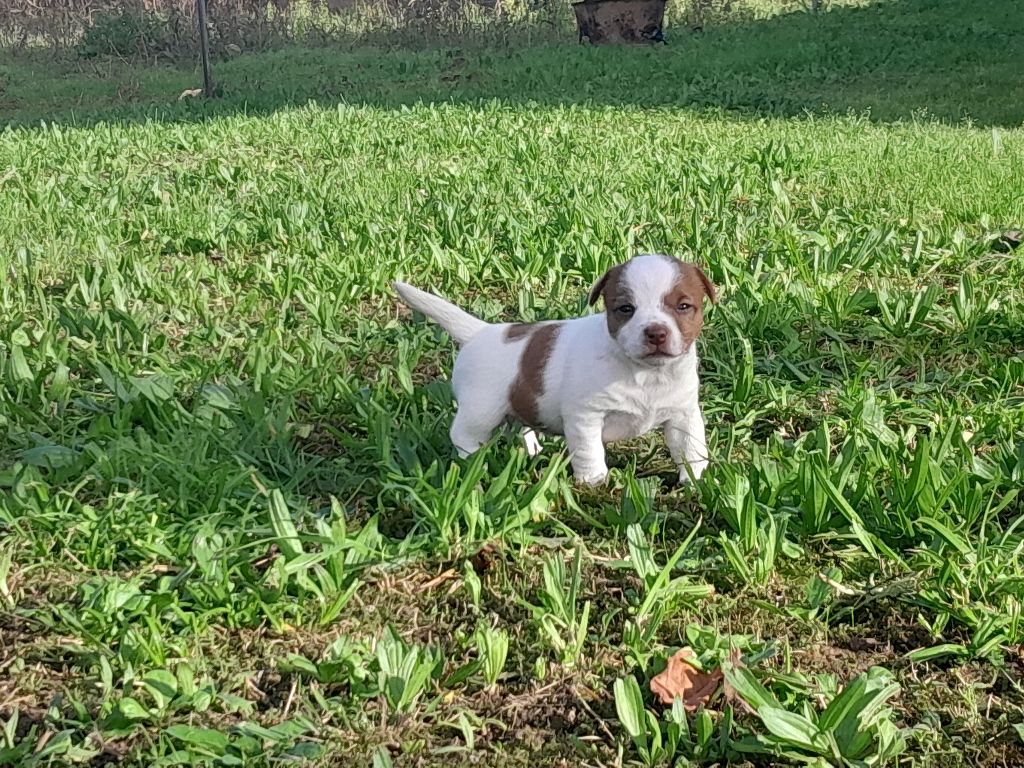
[393,281,488,345]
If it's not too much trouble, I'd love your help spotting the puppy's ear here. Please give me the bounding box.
[587,272,609,307]
[694,265,718,304]
[587,265,621,307]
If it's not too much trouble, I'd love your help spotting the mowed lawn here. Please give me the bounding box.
[2,0,1024,765]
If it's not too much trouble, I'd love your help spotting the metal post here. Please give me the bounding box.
[196,0,214,97]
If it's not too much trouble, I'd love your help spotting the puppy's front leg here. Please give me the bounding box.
[665,408,708,484]
[564,415,608,486]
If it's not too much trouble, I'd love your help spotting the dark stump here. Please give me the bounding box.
[573,0,668,45]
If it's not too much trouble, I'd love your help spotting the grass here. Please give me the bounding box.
[1,0,1024,765]
[1,0,1022,128]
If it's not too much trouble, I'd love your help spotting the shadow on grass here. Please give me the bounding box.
[0,0,1022,128]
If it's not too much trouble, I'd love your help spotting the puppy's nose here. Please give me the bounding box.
[644,325,669,346]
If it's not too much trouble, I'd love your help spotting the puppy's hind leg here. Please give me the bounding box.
[447,336,510,458]
[449,399,506,458]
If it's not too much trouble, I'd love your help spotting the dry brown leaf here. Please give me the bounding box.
[416,568,458,593]
[649,647,723,709]
[469,540,502,574]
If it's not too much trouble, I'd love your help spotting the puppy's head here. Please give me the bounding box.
[588,254,717,365]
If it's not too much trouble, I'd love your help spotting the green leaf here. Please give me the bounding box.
[165,725,230,752]
[1013,724,1024,744]
[626,523,658,584]
[918,518,971,556]
[722,662,781,712]
[268,488,304,561]
[856,389,899,447]
[636,516,706,621]
[758,706,826,753]
[18,445,78,469]
[281,545,345,576]
[828,668,901,757]
[142,670,178,710]
[176,664,197,698]
[116,697,151,721]
[613,676,647,742]
[903,643,970,663]
[817,674,868,734]
[129,374,176,404]
[8,345,33,383]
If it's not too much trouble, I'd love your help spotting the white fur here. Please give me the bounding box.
[614,254,692,362]
[393,281,486,345]
[392,254,710,486]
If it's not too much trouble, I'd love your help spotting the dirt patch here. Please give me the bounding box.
[791,640,890,679]
[448,673,619,763]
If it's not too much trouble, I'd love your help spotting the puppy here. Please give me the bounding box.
[393,254,716,485]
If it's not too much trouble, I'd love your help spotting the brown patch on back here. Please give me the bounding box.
[588,263,634,339]
[504,323,536,342]
[508,323,561,427]
[663,261,716,350]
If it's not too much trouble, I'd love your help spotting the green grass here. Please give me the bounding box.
[1,0,1022,128]
[2,0,1024,765]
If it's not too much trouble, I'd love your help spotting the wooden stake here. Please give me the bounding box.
[196,0,214,97]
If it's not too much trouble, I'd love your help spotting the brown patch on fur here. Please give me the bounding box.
[588,263,634,339]
[504,323,536,342]
[508,323,561,427]
[663,261,716,350]
[692,264,717,304]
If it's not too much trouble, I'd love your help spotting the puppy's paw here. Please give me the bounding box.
[522,429,543,458]
[576,468,609,487]
[677,461,707,485]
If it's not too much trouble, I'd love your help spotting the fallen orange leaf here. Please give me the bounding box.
[649,647,723,709]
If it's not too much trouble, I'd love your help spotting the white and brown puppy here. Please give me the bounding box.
[393,254,717,485]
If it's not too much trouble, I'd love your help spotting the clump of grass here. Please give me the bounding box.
[76,9,171,59]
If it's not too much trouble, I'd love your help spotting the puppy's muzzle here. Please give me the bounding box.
[644,323,671,353]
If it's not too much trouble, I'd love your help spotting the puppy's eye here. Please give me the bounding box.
[616,304,635,316]
[677,302,692,312]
